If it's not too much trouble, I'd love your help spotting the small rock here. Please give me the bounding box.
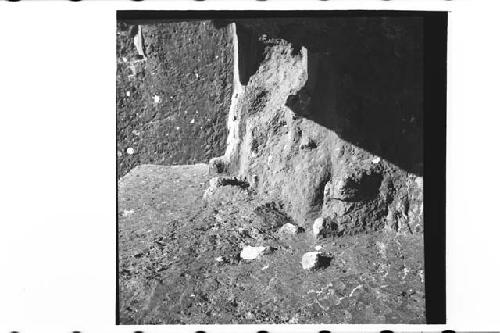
[132,251,144,258]
[215,256,224,262]
[175,126,180,131]
[190,119,195,124]
[122,209,135,217]
[126,147,134,155]
[208,157,227,175]
[278,223,299,235]
[372,156,381,164]
[126,91,130,97]
[203,176,249,200]
[240,246,267,260]
[153,95,160,103]
[314,245,322,251]
[312,217,325,237]
[419,270,425,283]
[250,174,258,188]
[261,264,269,270]
[301,251,323,270]
[299,136,317,150]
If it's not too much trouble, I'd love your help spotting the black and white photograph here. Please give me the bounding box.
[5,1,500,332]
[117,11,445,325]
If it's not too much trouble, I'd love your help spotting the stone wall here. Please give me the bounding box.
[116,20,233,177]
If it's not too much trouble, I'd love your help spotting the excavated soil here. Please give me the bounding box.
[118,164,424,324]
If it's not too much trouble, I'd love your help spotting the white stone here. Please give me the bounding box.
[153,95,160,103]
[240,246,267,260]
[122,209,135,217]
[176,126,180,131]
[190,119,195,124]
[301,251,321,270]
[126,91,130,97]
[312,217,325,237]
[278,223,299,235]
[215,256,224,262]
[372,156,381,164]
[126,147,135,155]
[315,245,322,251]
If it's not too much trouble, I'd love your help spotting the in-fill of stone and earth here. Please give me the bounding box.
[118,17,424,324]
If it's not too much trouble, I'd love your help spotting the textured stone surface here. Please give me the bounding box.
[116,21,233,177]
[220,19,423,236]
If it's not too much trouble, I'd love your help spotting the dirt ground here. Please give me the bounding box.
[118,164,425,324]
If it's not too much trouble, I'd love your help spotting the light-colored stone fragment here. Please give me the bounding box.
[278,223,299,235]
[312,217,325,237]
[240,246,267,260]
[301,251,321,270]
